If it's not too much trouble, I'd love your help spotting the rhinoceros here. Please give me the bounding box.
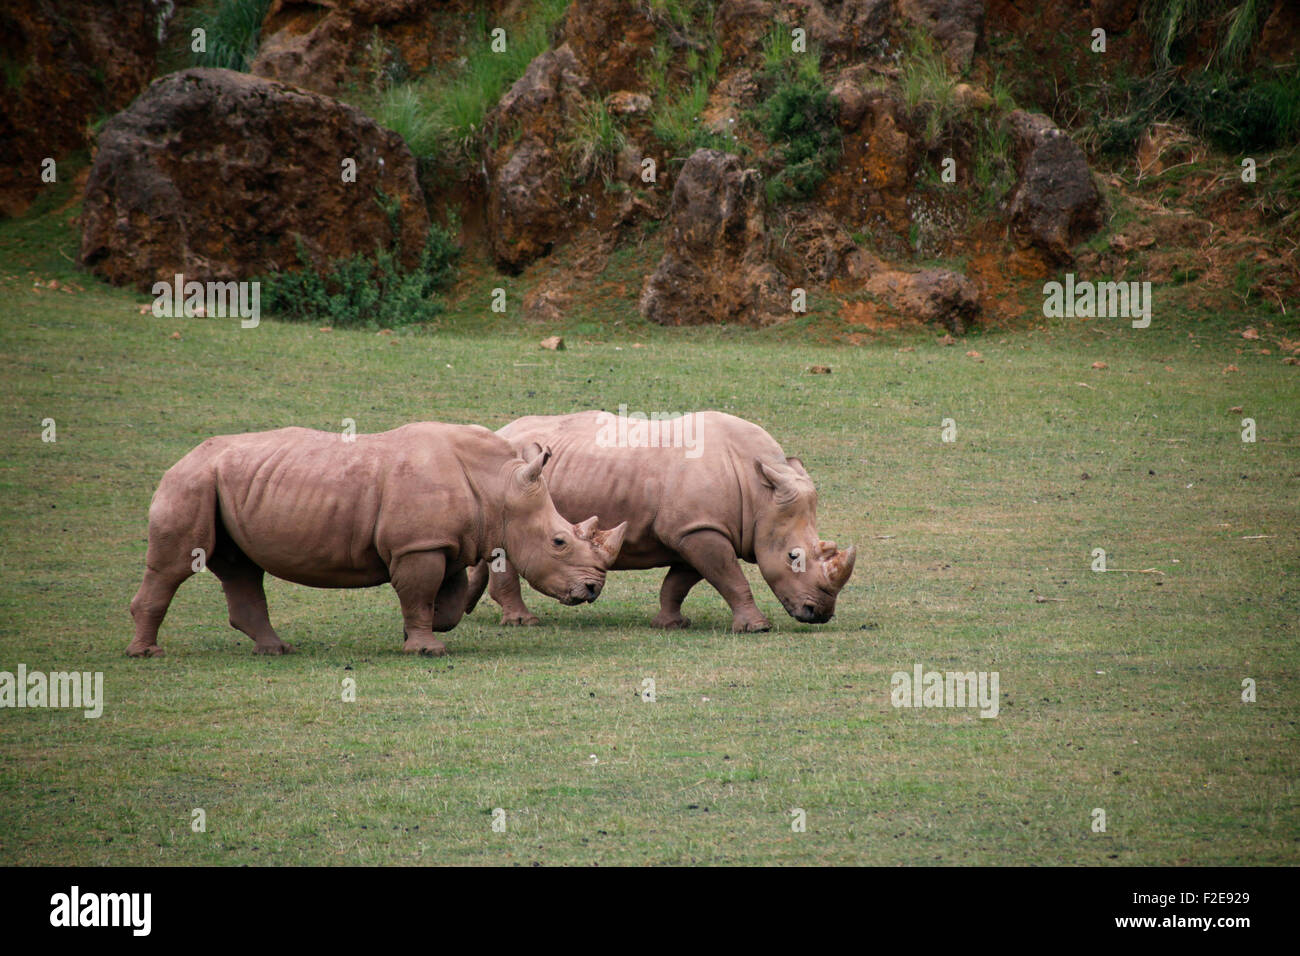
[464,410,855,631]
[127,423,627,658]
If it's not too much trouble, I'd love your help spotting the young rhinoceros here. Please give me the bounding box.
[128,423,626,658]
[464,410,855,632]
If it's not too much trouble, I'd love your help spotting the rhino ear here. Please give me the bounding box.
[755,459,782,489]
[520,445,552,484]
[755,459,799,504]
[786,456,810,478]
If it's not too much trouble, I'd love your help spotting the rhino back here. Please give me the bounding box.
[190,424,504,586]
[499,411,785,568]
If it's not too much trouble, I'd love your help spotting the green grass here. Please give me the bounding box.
[362,0,569,166]
[0,195,1298,865]
[900,29,961,146]
[566,99,628,183]
[187,0,272,72]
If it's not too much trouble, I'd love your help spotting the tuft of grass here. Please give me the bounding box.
[374,84,441,158]
[567,100,628,183]
[973,117,1016,211]
[188,0,272,72]
[900,29,960,145]
[1143,0,1272,69]
[643,4,730,159]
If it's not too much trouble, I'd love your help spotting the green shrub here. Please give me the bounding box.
[1169,67,1300,151]
[262,215,461,329]
[1092,65,1300,155]
[188,0,272,72]
[751,32,840,204]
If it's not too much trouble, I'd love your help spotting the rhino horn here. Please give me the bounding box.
[822,544,856,590]
[593,521,627,565]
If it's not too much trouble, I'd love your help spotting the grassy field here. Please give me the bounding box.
[1,190,1297,865]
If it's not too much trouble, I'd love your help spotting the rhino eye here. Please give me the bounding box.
[553,536,566,548]
[788,551,800,562]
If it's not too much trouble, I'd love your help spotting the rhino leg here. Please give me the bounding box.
[391,549,450,656]
[127,472,218,657]
[463,561,489,616]
[209,550,293,655]
[674,530,771,633]
[488,559,541,627]
[127,568,188,657]
[651,563,703,629]
[431,567,468,632]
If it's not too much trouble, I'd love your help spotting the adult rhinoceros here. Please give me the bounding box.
[464,410,855,632]
[128,423,626,657]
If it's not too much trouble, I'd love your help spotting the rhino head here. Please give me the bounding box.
[503,446,627,605]
[752,457,856,624]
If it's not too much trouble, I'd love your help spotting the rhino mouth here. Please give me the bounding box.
[785,598,834,624]
[561,579,604,605]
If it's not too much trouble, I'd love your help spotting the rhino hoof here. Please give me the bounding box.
[652,615,691,630]
[403,637,447,656]
[125,643,164,658]
[732,619,771,634]
[254,642,295,655]
[501,614,541,627]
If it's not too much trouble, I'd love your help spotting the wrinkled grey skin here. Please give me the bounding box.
[128,423,626,658]
[465,411,855,631]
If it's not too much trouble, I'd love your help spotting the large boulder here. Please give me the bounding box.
[719,0,893,64]
[484,44,591,273]
[560,0,656,91]
[822,85,921,248]
[860,265,980,334]
[251,0,454,94]
[79,68,429,290]
[0,0,165,218]
[1006,110,1104,264]
[640,149,789,326]
[799,0,894,55]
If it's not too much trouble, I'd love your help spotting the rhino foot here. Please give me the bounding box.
[651,613,691,630]
[731,616,771,634]
[500,613,541,627]
[125,642,164,658]
[403,636,448,656]
[254,641,295,655]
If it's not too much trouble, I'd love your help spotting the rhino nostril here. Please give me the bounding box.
[586,583,600,601]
